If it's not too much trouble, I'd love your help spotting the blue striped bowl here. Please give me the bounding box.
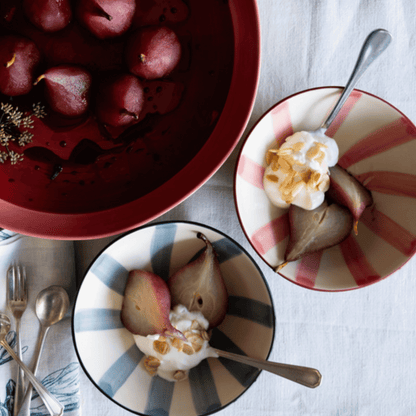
[72,221,275,416]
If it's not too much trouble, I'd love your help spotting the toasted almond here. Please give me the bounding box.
[144,356,161,368]
[182,344,195,355]
[201,330,210,341]
[191,320,204,331]
[265,174,279,183]
[171,338,184,351]
[173,370,187,381]
[192,342,203,353]
[186,333,203,345]
[153,340,170,355]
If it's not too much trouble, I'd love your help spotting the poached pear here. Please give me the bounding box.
[327,164,373,234]
[126,26,181,80]
[283,201,354,264]
[0,35,41,96]
[121,269,185,339]
[23,0,72,33]
[95,73,144,127]
[77,0,136,39]
[168,233,228,328]
[34,65,92,117]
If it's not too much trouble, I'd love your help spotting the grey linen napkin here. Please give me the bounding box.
[0,231,80,416]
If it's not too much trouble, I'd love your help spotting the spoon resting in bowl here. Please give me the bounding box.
[214,348,321,388]
[264,28,392,211]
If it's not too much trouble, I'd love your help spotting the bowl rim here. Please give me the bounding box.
[0,0,261,240]
[233,85,416,293]
[71,219,276,416]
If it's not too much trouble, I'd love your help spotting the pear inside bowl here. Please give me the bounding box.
[235,87,416,291]
[72,221,275,416]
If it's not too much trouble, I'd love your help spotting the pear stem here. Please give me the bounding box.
[33,74,45,86]
[121,109,139,120]
[5,53,16,68]
[95,5,113,21]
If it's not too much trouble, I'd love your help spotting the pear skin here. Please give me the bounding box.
[95,73,145,127]
[0,35,41,96]
[126,26,181,80]
[77,0,136,39]
[23,0,72,33]
[327,164,373,234]
[121,269,185,340]
[168,233,228,328]
[34,65,92,117]
[284,201,354,263]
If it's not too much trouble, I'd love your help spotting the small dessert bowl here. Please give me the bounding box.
[72,221,275,416]
[234,87,416,291]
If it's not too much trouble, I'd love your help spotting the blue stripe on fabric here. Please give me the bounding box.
[210,328,259,388]
[98,344,143,398]
[90,253,128,296]
[227,296,274,328]
[144,376,175,416]
[150,223,177,281]
[188,237,243,264]
[189,359,222,415]
[74,309,123,333]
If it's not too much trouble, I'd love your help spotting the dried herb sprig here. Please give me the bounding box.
[0,101,46,165]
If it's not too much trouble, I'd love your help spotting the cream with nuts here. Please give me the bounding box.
[134,305,218,382]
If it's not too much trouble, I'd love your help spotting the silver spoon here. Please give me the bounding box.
[214,348,321,388]
[0,313,64,416]
[312,28,392,135]
[17,286,70,416]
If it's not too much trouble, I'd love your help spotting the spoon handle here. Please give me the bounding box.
[322,28,392,129]
[17,325,50,416]
[0,340,64,416]
[214,349,322,388]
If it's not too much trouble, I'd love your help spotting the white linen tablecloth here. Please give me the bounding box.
[75,1,416,415]
[0,232,80,416]
[3,0,416,415]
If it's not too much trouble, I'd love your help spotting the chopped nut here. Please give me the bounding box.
[171,338,184,351]
[192,342,202,353]
[182,344,195,355]
[143,356,160,375]
[191,320,204,331]
[265,174,279,183]
[173,370,187,381]
[153,340,170,355]
[201,330,210,341]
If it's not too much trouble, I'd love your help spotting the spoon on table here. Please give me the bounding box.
[17,286,70,416]
[0,313,64,416]
[214,348,321,388]
[313,28,392,135]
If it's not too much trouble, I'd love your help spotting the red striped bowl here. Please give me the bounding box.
[234,87,416,291]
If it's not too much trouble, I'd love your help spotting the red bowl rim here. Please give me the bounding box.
[0,0,261,240]
[233,86,416,292]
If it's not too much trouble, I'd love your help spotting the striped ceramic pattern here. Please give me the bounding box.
[235,87,416,291]
[72,221,275,416]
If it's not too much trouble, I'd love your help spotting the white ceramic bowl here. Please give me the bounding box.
[235,87,416,291]
[72,221,275,416]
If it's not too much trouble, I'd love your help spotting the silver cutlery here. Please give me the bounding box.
[7,264,28,415]
[17,286,70,416]
[214,348,322,388]
[0,313,64,416]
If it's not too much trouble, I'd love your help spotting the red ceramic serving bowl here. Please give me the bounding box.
[0,0,260,239]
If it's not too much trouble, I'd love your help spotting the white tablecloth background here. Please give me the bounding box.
[11,0,416,415]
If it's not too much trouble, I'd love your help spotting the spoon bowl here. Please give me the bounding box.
[0,313,12,340]
[35,285,70,327]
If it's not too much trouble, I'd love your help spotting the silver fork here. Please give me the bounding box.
[7,264,28,415]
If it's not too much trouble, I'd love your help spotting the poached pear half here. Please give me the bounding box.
[168,233,228,328]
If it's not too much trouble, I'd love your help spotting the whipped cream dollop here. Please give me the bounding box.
[133,305,218,382]
[263,129,339,210]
